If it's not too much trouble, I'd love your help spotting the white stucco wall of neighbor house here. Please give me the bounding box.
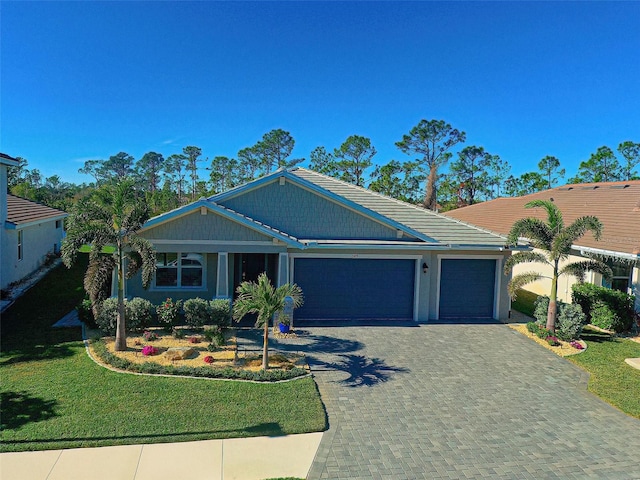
[1,221,65,290]
[632,265,640,313]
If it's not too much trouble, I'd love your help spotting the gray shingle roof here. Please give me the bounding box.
[288,168,508,247]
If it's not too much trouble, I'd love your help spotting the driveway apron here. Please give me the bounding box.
[264,324,640,480]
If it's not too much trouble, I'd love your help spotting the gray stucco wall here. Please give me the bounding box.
[1,221,65,290]
[219,180,400,240]
[126,253,218,305]
[142,210,271,242]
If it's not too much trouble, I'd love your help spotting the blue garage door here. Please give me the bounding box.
[294,258,415,322]
[439,259,496,318]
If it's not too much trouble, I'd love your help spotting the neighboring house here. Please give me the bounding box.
[125,167,526,324]
[444,181,640,312]
[1,153,68,291]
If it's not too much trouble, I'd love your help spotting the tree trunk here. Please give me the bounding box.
[114,250,127,351]
[424,164,438,210]
[546,266,559,332]
[262,320,269,370]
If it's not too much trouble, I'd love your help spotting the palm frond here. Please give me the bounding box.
[552,216,604,255]
[559,260,613,283]
[503,251,549,274]
[507,271,543,299]
[84,255,117,311]
[525,199,564,232]
[507,217,553,250]
[127,235,156,288]
[232,273,304,328]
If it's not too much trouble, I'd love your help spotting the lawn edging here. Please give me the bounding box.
[83,327,312,384]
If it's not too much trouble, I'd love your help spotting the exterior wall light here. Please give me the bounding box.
[422,262,428,273]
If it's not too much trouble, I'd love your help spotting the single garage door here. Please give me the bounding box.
[294,258,415,323]
[439,259,496,318]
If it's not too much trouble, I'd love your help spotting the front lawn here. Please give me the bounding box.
[0,260,327,452]
[567,327,640,419]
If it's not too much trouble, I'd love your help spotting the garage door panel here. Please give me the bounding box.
[294,258,415,322]
[439,259,496,318]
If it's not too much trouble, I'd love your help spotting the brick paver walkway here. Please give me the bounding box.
[254,323,640,479]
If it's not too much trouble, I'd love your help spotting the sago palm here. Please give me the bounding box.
[62,179,155,351]
[232,273,303,370]
[504,200,612,332]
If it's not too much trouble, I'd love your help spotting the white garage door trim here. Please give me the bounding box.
[289,253,422,322]
[435,255,503,320]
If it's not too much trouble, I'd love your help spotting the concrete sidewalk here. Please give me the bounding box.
[0,432,323,480]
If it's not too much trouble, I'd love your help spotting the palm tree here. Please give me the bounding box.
[61,179,155,351]
[232,273,303,370]
[504,200,612,332]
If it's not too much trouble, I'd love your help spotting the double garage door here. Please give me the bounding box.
[292,257,498,323]
[293,258,416,323]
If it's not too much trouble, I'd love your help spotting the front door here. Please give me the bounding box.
[232,253,278,297]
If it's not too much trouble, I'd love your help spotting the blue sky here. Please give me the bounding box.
[2,1,639,185]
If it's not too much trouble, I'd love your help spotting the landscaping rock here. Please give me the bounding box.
[165,347,196,361]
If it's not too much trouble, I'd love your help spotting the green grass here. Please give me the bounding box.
[568,327,640,419]
[1,259,327,452]
[511,288,539,317]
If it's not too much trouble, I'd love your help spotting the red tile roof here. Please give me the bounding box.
[443,181,640,256]
[6,194,67,226]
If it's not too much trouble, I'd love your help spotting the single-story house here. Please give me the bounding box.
[1,153,68,290]
[125,167,527,324]
[444,180,640,312]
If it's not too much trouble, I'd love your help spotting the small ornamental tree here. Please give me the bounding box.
[504,200,612,332]
[232,273,303,370]
[61,179,155,351]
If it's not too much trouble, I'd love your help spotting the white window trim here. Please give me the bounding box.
[151,252,207,291]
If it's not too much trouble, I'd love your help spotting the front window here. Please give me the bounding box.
[154,252,204,288]
[602,261,632,293]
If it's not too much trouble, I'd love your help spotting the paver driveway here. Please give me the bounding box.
[257,323,640,479]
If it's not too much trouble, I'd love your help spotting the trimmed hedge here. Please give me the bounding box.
[96,297,153,334]
[90,338,308,382]
[572,283,635,333]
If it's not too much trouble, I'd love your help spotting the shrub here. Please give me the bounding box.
[570,340,585,350]
[172,328,185,339]
[526,321,550,339]
[141,345,158,356]
[188,336,200,344]
[143,330,159,342]
[204,355,214,364]
[204,326,225,348]
[546,336,560,346]
[76,297,96,327]
[127,298,154,332]
[183,298,211,328]
[532,295,587,340]
[96,297,119,334]
[555,303,586,341]
[533,296,550,326]
[210,299,231,327]
[156,298,182,331]
[96,297,155,334]
[572,283,635,332]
